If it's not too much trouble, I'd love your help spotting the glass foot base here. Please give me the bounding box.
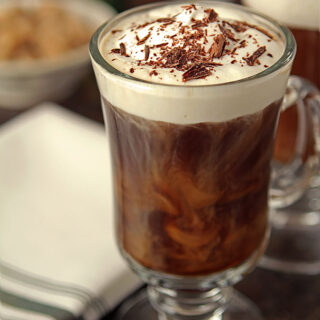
[260,186,320,275]
[113,288,263,320]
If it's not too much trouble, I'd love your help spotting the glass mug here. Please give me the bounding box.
[243,0,320,274]
[90,1,319,319]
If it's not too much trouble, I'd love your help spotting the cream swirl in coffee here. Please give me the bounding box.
[100,3,284,84]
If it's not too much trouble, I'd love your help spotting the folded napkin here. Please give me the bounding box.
[0,104,141,320]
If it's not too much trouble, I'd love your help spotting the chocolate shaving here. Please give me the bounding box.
[180,26,186,34]
[226,22,247,33]
[209,34,226,59]
[181,4,197,10]
[156,18,175,24]
[207,9,218,22]
[182,64,212,82]
[242,22,273,39]
[192,21,207,28]
[145,45,150,60]
[120,43,127,56]
[137,33,151,45]
[244,46,266,66]
[219,24,236,41]
[202,61,223,67]
[164,47,187,68]
[254,25,274,39]
[111,29,122,34]
[153,42,169,48]
[136,21,152,29]
[111,48,120,54]
[239,40,246,48]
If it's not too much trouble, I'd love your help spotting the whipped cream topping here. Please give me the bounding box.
[92,2,293,124]
[243,0,320,31]
[100,3,285,85]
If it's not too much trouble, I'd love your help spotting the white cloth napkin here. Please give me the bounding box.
[0,104,141,320]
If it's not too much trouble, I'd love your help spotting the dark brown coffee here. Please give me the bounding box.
[273,28,319,163]
[103,98,281,275]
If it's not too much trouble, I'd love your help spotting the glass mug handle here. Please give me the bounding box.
[270,75,320,208]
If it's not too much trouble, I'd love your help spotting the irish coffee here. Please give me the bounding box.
[243,0,319,162]
[92,2,292,276]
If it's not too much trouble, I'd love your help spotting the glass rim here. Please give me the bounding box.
[89,0,296,89]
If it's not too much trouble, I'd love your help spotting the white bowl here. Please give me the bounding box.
[0,0,116,109]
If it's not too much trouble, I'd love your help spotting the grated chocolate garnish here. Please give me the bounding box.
[192,21,207,28]
[108,5,278,82]
[137,33,151,45]
[182,64,212,82]
[136,21,152,29]
[209,34,226,59]
[239,40,246,48]
[156,18,175,24]
[182,4,197,10]
[206,8,218,22]
[145,45,150,60]
[243,46,266,66]
[202,61,223,67]
[164,47,188,68]
[226,22,247,33]
[219,24,237,42]
[120,43,127,56]
[111,29,122,34]
[152,42,169,48]
[111,48,120,54]
[242,22,273,39]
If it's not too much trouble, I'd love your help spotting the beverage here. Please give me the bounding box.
[104,99,280,275]
[243,0,319,162]
[92,2,292,276]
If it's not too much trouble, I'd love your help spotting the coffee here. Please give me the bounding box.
[92,2,291,275]
[104,97,280,275]
[243,0,319,163]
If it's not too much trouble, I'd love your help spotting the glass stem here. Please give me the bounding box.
[148,285,231,320]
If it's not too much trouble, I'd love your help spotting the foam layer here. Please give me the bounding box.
[243,0,320,30]
[91,2,293,124]
[100,3,285,85]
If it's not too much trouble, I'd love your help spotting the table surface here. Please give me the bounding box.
[1,72,319,320]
